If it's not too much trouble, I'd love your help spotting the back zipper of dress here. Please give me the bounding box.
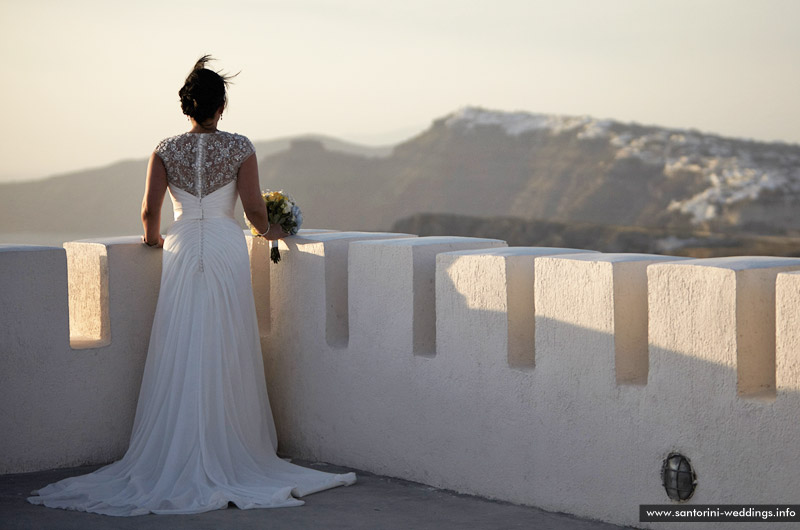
[195,135,207,273]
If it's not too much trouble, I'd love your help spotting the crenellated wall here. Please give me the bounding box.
[2,232,800,529]
[0,237,162,473]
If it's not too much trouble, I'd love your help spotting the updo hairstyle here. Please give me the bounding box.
[178,55,237,126]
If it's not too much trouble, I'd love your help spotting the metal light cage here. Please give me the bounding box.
[661,453,697,501]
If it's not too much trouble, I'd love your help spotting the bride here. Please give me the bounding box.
[27,56,356,516]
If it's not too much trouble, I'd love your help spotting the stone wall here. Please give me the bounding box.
[2,232,800,528]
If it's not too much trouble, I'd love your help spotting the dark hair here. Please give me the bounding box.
[178,55,237,126]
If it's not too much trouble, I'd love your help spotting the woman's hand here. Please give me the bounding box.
[142,235,165,248]
[262,223,289,240]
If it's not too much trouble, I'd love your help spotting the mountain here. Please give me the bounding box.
[2,107,799,245]
[257,107,800,233]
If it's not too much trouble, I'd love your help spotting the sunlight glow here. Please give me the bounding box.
[1,0,798,181]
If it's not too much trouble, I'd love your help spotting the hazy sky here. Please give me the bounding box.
[1,0,798,181]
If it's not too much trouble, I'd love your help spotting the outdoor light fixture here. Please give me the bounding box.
[661,453,696,501]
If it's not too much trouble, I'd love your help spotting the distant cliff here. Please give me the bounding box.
[252,107,800,234]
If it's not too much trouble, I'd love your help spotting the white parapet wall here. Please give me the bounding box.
[265,240,800,529]
[3,233,800,529]
[0,238,162,474]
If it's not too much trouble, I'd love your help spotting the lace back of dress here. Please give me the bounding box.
[158,132,253,198]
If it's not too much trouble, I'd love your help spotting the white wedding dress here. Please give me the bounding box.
[27,130,356,516]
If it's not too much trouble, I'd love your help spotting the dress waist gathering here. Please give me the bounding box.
[173,207,234,221]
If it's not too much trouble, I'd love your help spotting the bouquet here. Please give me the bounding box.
[245,190,303,263]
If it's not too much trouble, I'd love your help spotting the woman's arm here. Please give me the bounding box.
[141,152,167,247]
[237,153,287,240]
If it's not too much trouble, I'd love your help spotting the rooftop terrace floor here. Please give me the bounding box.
[1,457,630,530]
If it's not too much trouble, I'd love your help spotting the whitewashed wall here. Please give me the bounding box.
[2,232,800,529]
[0,238,161,473]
